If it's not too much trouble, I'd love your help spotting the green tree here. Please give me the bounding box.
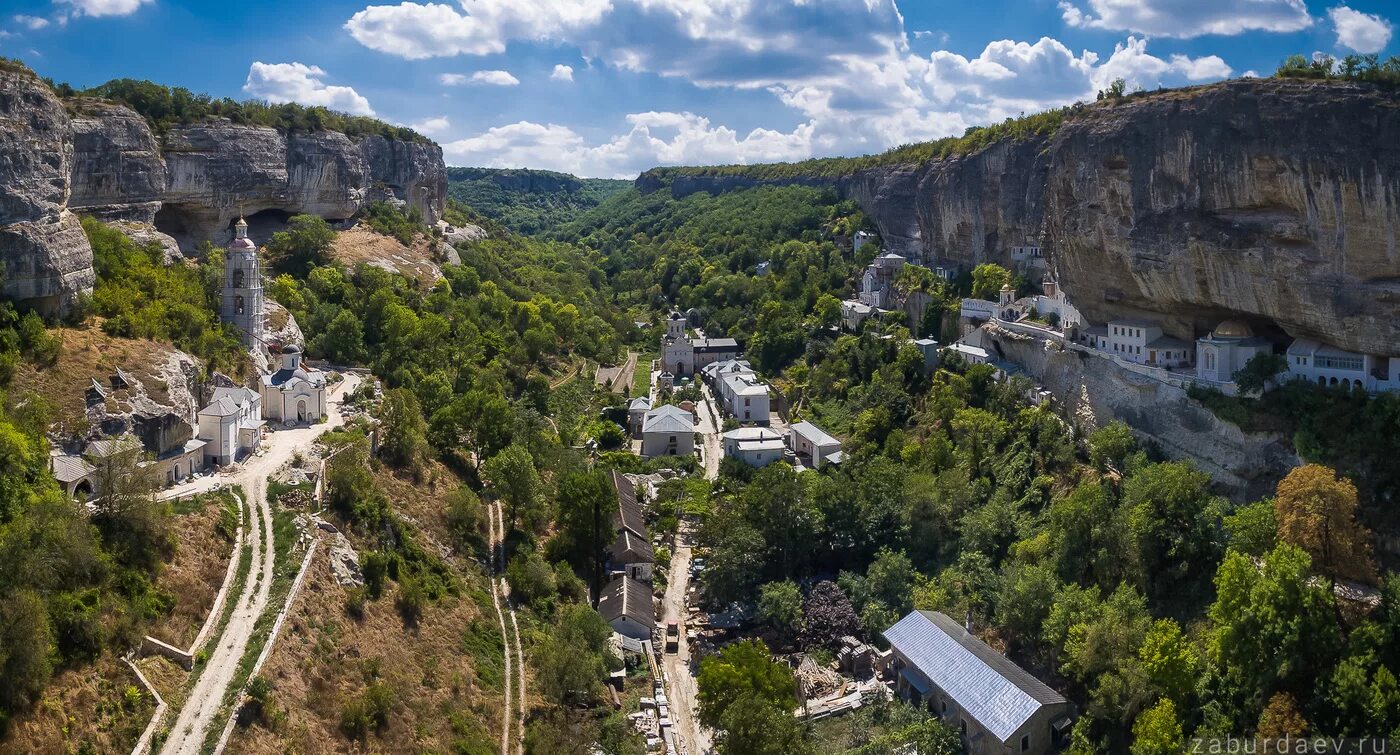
[715,695,815,755]
[1130,698,1183,755]
[1123,461,1223,601]
[1209,545,1341,727]
[536,603,614,707]
[756,580,803,637]
[970,263,1011,301]
[697,639,798,731]
[1088,421,1136,470]
[483,444,542,531]
[265,214,335,276]
[1223,500,1276,557]
[1138,618,1198,707]
[1233,353,1288,395]
[553,468,618,592]
[378,388,430,472]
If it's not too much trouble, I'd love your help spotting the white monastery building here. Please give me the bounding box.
[1195,319,1273,385]
[640,404,695,458]
[721,427,785,468]
[260,345,327,425]
[198,385,264,466]
[789,421,842,469]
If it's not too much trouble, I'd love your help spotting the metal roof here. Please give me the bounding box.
[597,575,655,629]
[610,529,654,564]
[610,469,646,537]
[199,396,242,418]
[210,386,258,407]
[790,421,839,448]
[50,453,96,483]
[883,611,1066,743]
[642,405,694,434]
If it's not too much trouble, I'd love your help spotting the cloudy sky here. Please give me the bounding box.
[5,0,1395,177]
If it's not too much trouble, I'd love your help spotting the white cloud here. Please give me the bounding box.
[439,72,469,85]
[352,0,1239,174]
[345,0,610,59]
[443,112,816,178]
[243,62,376,116]
[1329,6,1393,53]
[551,64,574,82]
[57,0,152,17]
[470,69,519,86]
[14,15,49,29]
[1058,0,1312,37]
[411,116,451,135]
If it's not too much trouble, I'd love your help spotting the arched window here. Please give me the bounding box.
[235,295,245,315]
[233,269,244,288]
[1318,376,1326,386]
[1330,377,1338,386]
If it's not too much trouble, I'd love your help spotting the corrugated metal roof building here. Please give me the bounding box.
[883,610,1072,755]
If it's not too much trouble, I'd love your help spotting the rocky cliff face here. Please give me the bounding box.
[0,69,447,311]
[647,78,1400,357]
[0,68,95,314]
[984,324,1300,497]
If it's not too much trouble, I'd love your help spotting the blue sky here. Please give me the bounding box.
[3,0,1395,177]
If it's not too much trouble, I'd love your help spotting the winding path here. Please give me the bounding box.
[486,501,526,754]
[156,374,359,755]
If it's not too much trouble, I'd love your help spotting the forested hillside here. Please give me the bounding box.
[1,155,1396,754]
[446,167,630,235]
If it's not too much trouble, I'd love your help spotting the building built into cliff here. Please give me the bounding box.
[1087,318,1191,369]
[1286,339,1399,393]
[1195,320,1274,386]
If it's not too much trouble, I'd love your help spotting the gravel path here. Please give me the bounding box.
[156,374,359,755]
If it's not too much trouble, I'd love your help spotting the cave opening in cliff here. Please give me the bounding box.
[153,203,201,244]
[236,209,294,245]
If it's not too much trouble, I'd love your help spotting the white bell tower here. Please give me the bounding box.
[221,217,265,346]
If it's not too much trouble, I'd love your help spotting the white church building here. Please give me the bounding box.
[260,345,327,425]
[1195,319,1275,385]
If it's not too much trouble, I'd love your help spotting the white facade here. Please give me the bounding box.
[627,397,652,436]
[260,345,327,425]
[722,427,785,468]
[842,299,875,331]
[197,387,263,466]
[640,405,695,458]
[221,217,265,346]
[1286,339,1398,393]
[944,342,991,365]
[789,421,841,469]
[1195,320,1275,385]
[1091,319,1191,368]
[719,373,770,424]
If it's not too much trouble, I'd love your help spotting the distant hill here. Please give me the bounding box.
[446,167,630,235]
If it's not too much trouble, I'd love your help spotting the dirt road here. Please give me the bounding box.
[487,501,526,755]
[158,374,359,755]
[661,522,712,755]
[660,383,720,755]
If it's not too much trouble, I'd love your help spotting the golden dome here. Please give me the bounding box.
[1212,319,1254,339]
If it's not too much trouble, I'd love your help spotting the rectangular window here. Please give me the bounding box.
[1022,734,1030,751]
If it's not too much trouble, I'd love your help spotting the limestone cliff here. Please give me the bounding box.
[0,67,95,314]
[0,67,446,311]
[645,78,1400,357]
[983,324,1300,497]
